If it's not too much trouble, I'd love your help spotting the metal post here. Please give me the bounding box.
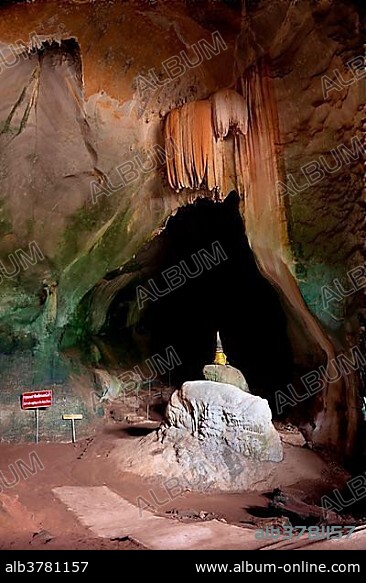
[146,379,150,420]
[71,418,76,443]
[35,408,39,444]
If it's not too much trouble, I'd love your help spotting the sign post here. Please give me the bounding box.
[62,414,83,443]
[21,390,53,443]
[35,407,39,444]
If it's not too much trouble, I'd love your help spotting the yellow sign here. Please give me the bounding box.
[62,414,83,420]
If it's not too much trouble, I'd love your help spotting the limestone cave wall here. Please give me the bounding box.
[0,0,363,454]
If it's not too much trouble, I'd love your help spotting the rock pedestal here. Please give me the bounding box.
[163,381,282,462]
[203,364,250,393]
[112,380,283,492]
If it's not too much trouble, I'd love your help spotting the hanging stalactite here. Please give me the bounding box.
[164,88,248,197]
[211,87,248,139]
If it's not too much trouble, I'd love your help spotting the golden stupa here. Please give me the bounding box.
[214,331,227,365]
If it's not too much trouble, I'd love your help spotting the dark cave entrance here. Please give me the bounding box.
[104,192,294,412]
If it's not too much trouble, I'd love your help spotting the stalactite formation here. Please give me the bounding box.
[164,88,248,198]
[211,88,248,139]
[165,100,213,191]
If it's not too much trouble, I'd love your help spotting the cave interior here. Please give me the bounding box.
[0,0,364,551]
[101,192,294,414]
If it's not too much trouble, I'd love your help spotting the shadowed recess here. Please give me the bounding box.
[105,192,294,409]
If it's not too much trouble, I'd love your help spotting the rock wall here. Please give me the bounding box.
[0,353,104,441]
[0,0,237,370]
[0,0,363,454]
[236,0,364,454]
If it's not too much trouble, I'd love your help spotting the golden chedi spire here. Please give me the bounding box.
[214,331,227,365]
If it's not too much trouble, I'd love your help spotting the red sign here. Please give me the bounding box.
[22,390,53,410]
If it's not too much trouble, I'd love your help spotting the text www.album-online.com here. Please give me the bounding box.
[195,561,361,574]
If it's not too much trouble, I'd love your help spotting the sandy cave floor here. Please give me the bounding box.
[0,419,359,551]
